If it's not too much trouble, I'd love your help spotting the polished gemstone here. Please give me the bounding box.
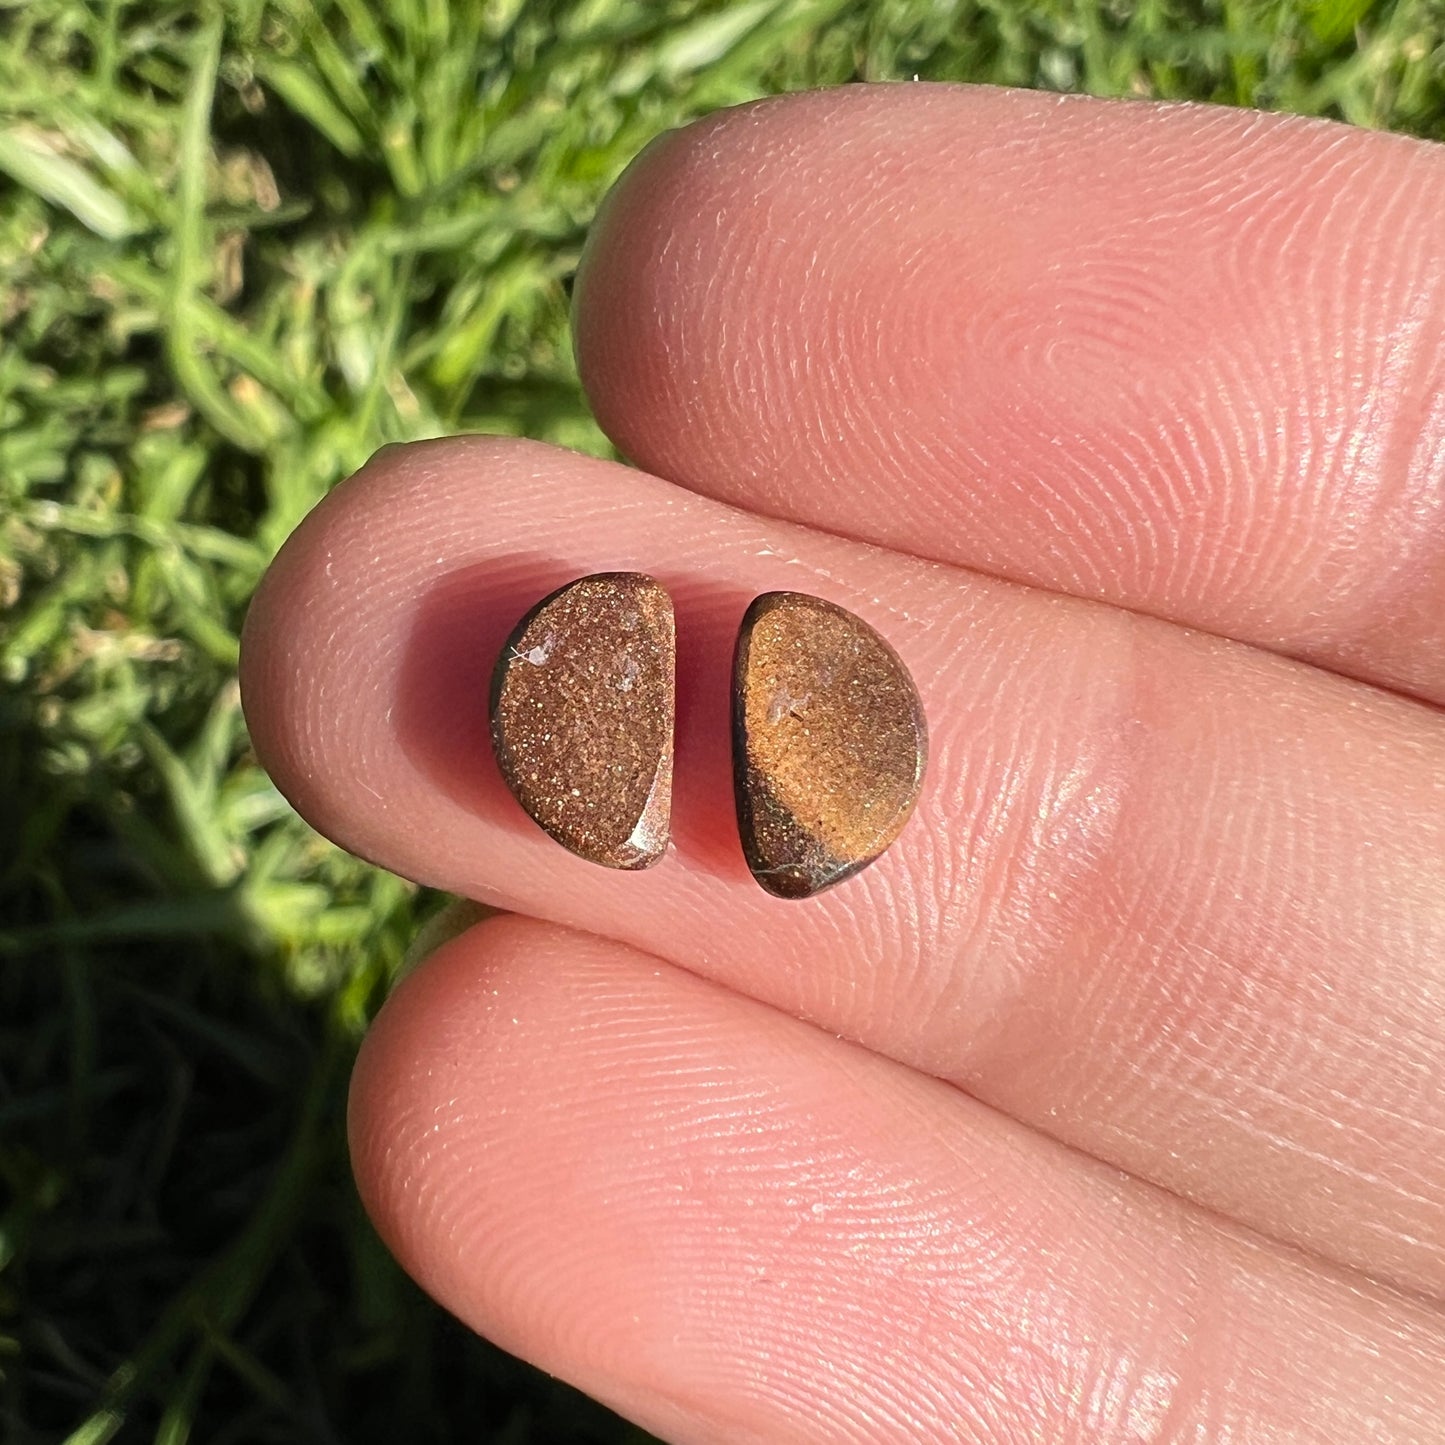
[732,592,926,899]
[491,573,673,868]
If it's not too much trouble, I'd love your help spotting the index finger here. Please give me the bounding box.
[574,85,1445,703]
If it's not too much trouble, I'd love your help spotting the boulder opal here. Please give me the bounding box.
[491,573,674,868]
[732,591,926,899]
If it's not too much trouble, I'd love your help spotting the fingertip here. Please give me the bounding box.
[346,916,771,1442]
[239,439,428,804]
[571,83,1063,487]
[571,81,1445,701]
[238,434,603,851]
[347,911,523,1278]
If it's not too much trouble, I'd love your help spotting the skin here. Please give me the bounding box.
[240,86,1445,1443]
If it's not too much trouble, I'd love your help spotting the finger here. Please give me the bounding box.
[573,84,1445,704]
[240,437,1445,1298]
[352,914,1445,1444]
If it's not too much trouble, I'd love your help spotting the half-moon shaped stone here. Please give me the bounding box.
[491,573,673,869]
[732,592,926,899]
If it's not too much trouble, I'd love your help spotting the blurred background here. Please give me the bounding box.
[1,1,1441,1441]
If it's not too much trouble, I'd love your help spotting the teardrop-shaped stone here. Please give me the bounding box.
[491,573,673,868]
[732,592,926,899]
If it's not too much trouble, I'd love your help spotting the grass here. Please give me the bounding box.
[0,0,1440,1440]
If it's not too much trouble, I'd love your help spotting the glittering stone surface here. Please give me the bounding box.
[491,573,673,868]
[732,592,926,899]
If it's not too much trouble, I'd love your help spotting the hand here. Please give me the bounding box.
[240,85,1445,1442]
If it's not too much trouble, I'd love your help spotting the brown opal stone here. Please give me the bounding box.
[491,573,674,868]
[732,592,926,899]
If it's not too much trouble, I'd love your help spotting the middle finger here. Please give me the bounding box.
[241,435,1445,1299]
